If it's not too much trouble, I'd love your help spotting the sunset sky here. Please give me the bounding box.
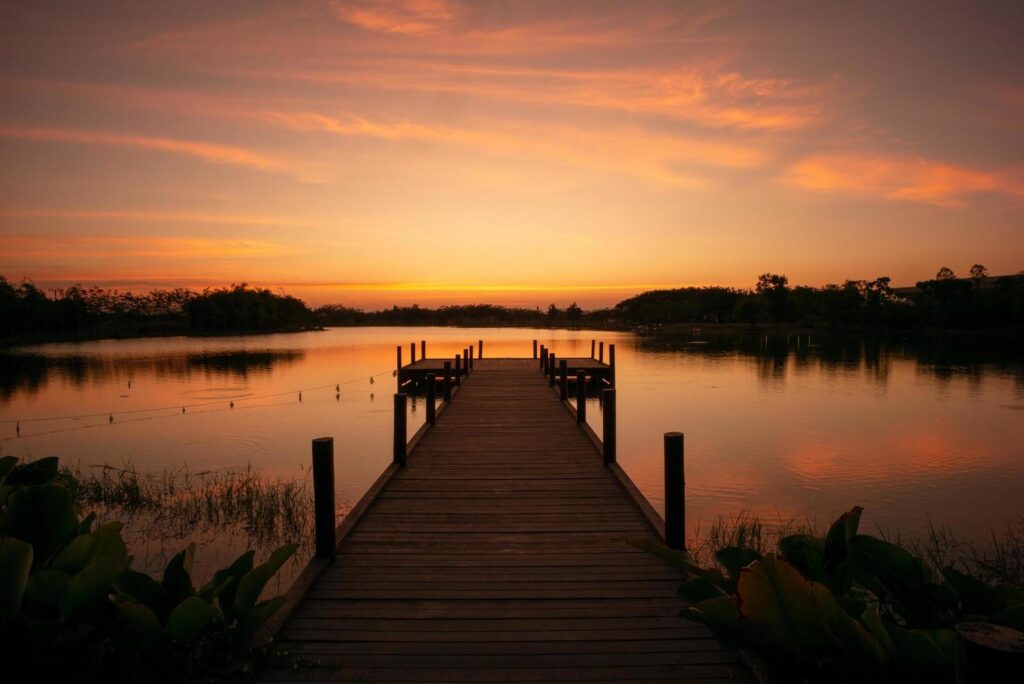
[2,1,1023,308]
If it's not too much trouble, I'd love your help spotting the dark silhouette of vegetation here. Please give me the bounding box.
[0,279,315,344]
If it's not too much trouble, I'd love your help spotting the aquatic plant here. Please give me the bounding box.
[0,455,296,683]
[636,506,1024,682]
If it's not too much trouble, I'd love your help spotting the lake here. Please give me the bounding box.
[2,327,1022,584]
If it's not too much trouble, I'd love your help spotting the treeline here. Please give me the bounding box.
[616,267,1024,330]
[0,279,316,342]
[314,302,617,327]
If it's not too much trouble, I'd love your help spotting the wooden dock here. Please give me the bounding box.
[259,352,750,682]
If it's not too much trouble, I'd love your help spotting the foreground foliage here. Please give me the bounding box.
[0,456,296,683]
[636,506,1024,682]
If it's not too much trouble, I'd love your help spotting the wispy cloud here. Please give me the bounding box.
[0,208,314,228]
[333,0,457,35]
[787,152,1024,207]
[0,235,291,259]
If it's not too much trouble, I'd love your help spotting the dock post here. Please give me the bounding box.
[311,437,335,561]
[421,340,426,359]
[455,354,462,386]
[609,343,616,386]
[533,339,538,358]
[464,348,470,374]
[393,394,407,466]
[396,345,403,391]
[602,388,616,466]
[410,342,416,364]
[478,340,483,358]
[576,370,587,424]
[664,432,685,550]
[599,341,604,363]
[469,345,474,370]
[443,361,452,401]
[540,346,547,371]
[559,359,568,400]
[426,374,436,425]
[591,339,595,358]
[548,353,557,386]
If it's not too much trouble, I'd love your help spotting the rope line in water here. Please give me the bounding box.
[1,367,395,426]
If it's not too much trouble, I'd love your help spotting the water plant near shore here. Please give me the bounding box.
[0,455,297,683]
[637,506,1024,682]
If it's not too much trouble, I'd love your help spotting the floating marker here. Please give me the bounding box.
[230,401,234,409]
[370,377,375,384]
[392,370,397,377]
[335,392,340,401]
[15,421,19,436]
[109,414,113,424]
[182,407,186,414]
[335,384,340,392]
[299,391,303,402]
[128,380,132,389]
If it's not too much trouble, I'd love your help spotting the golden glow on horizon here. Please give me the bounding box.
[1,1,1022,307]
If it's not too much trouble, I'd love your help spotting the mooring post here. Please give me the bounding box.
[455,354,462,386]
[540,346,547,371]
[443,361,452,401]
[664,432,685,550]
[425,373,436,425]
[559,359,568,400]
[396,345,403,391]
[591,339,596,358]
[478,339,483,359]
[602,388,616,466]
[393,394,407,466]
[469,345,474,370]
[548,352,557,386]
[421,340,426,359]
[533,339,538,358]
[576,370,587,424]
[599,341,604,363]
[410,342,416,364]
[609,343,616,386]
[464,348,470,374]
[311,437,335,561]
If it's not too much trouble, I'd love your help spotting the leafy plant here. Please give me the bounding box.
[635,506,1024,682]
[0,455,296,683]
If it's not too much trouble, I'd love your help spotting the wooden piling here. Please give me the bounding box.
[478,339,483,358]
[599,341,604,363]
[664,432,685,550]
[455,354,462,386]
[576,370,587,424]
[469,345,474,370]
[396,345,403,391]
[540,346,547,371]
[393,394,407,466]
[591,339,596,358]
[420,340,426,358]
[443,361,452,401]
[602,388,616,466]
[533,339,538,358]
[559,359,568,400]
[464,348,470,374]
[425,374,435,425]
[609,343,616,386]
[311,437,335,560]
[410,342,416,364]
[548,352,557,386]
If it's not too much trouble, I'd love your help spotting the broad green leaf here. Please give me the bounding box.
[5,483,79,567]
[684,596,743,642]
[847,534,950,625]
[23,569,71,619]
[811,583,888,679]
[734,555,828,657]
[0,455,19,484]
[823,506,862,588]
[162,544,196,604]
[996,584,1024,606]
[111,595,161,649]
[115,569,169,619]
[200,549,254,618]
[60,523,129,622]
[241,595,287,639]
[778,534,827,585]
[0,537,33,614]
[887,624,957,672]
[78,512,96,535]
[861,602,897,658]
[231,544,296,621]
[678,576,727,604]
[992,604,1024,631]
[164,596,218,643]
[715,546,761,585]
[4,457,59,486]
[942,566,1004,616]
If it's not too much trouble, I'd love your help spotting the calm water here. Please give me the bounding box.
[2,327,1023,580]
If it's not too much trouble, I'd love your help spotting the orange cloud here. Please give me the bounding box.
[787,152,1024,206]
[0,208,314,228]
[0,235,290,259]
[333,0,456,35]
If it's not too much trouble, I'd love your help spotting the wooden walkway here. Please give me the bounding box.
[261,359,749,682]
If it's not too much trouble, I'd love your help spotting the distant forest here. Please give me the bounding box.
[2,265,1022,344]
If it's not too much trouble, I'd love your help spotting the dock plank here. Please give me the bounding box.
[261,361,748,682]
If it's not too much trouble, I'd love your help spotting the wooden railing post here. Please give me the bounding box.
[533,339,538,358]
[602,388,616,466]
[664,432,685,550]
[396,345,403,391]
[443,361,452,401]
[548,352,557,387]
[591,339,596,358]
[421,340,426,359]
[469,345,474,370]
[455,354,462,386]
[393,394,407,466]
[540,346,547,371]
[599,341,604,363]
[576,370,587,424]
[425,374,436,425]
[410,341,416,364]
[478,339,483,359]
[609,343,616,386]
[311,437,335,561]
[559,359,568,400]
